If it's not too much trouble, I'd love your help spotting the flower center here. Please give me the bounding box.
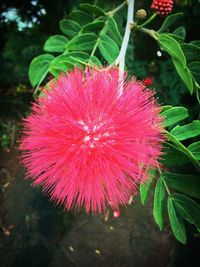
[78,120,111,149]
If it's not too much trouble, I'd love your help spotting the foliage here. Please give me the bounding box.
[4,0,199,244]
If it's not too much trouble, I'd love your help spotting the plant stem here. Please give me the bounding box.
[138,12,157,28]
[107,1,127,16]
[136,27,158,40]
[115,0,134,96]
[90,40,99,57]
[163,178,171,195]
[157,166,171,195]
[90,1,127,58]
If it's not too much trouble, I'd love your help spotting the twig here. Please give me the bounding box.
[137,27,158,41]
[106,1,127,16]
[137,12,157,28]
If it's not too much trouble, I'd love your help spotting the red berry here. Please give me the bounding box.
[113,211,121,218]
[144,76,153,86]
[151,0,173,16]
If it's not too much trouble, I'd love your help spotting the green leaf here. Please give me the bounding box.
[153,177,166,230]
[166,131,200,172]
[65,33,97,51]
[43,35,68,53]
[158,34,193,93]
[170,120,200,141]
[60,19,81,38]
[49,52,89,77]
[172,193,200,228]
[29,54,54,87]
[80,3,106,16]
[89,56,103,66]
[158,33,186,65]
[140,169,156,205]
[188,141,200,160]
[188,62,200,84]
[104,16,122,46]
[161,106,189,127]
[163,173,200,199]
[161,105,172,113]
[167,33,186,42]
[190,40,200,48]
[158,13,183,33]
[172,58,193,94]
[168,197,186,244]
[174,201,194,225]
[69,10,92,26]
[162,143,189,166]
[173,26,186,40]
[98,34,119,64]
[181,44,200,62]
[63,51,89,60]
[49,55,75,77]
[81,20,105,34]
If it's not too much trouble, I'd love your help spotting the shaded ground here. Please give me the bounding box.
[0,155,172,267]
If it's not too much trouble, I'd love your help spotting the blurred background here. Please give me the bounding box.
[0,0,200,266]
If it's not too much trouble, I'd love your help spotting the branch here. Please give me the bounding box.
[115,0,135,96]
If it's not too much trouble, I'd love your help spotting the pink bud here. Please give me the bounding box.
[113,211,121,218]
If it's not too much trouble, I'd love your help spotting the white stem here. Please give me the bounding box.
[116,0,134,96]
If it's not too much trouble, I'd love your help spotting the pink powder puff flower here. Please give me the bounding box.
[19,68,164,213]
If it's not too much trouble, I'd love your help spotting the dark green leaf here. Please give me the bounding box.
[166,131,200,172]
[188,62,200,84]
[140,169,156,205]
[81,20,105,33]
[173,27,186,40]
[158,13,183,33]
[161,106,189,127]
[29,54,54,87]
[80,3,106,16]
[69,10,92,26]
[162,143,189,166]
[98,34,119,64]
[170,120,200,140]
[168,197,186,244]
[43,35,68,53]
[174,201,194,225]
[188,141,200,160]
[153,177,166,230]
[181,44,200,62]
[190,40,200,48]
[65,33,97,51]
[164,173,200,199]
[172,193,200,228]
[60,19,81,38]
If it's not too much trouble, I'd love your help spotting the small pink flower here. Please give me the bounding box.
[151,0,174,16]
[113,210,121,218]
[19,68,164,213]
